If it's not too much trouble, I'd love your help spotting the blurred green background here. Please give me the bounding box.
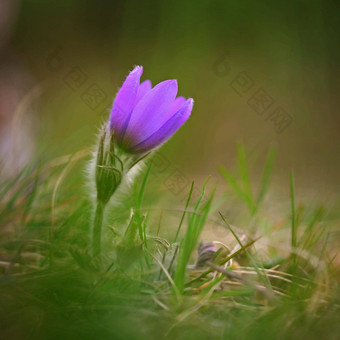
[1,0,339,198]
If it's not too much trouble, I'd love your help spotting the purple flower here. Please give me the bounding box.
[110,66,193,154]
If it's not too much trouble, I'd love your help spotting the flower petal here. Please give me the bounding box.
[135,80,152,104]
[130,98,193,153]
[168,96,186,116]
[110,66,143,140]
[122,79,178,147]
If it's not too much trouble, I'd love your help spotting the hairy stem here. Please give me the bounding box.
[92,200,106,265]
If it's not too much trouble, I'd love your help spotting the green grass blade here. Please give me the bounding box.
[256,148,276,207]
[173,181,194,243]
[237,143,256,215]
[299,206,324,249]
[218,212,273,292]
[290,171,297,269]
[136,162,152,212]
[219,167,247,203]
[174,179,213,293]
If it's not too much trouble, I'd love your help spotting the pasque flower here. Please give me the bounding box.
[110,66,193,154]
[92,66,193,265]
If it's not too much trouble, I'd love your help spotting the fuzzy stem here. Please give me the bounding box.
[92,200,106,265]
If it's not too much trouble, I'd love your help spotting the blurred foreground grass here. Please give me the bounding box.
[0,146,339,340]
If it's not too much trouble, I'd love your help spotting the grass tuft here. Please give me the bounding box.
[0,147,339,339]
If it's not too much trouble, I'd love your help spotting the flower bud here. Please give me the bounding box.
[95,126,122,205]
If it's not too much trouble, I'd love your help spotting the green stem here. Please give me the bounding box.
[124,212,138,245]
[92,200,106,264]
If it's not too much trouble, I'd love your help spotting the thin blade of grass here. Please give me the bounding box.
[132,162,152,244]
[218,212,273,294]
[290,171,297,270]
[300,206,324,249]
[237,143,256,215]
[174,178,213,293]
[173,181,194,243]
[219,167,246,202]
[185,237,260,286]
[256,148,276,207]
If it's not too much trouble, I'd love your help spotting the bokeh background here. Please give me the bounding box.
[1,0,339,200]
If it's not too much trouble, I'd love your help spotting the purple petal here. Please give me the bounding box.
[110,66,143,140]
[169,96,185,116]
[116,80,152,142]
[122,79,178,147]
[130,98,193,153]
[135,80,152,104]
